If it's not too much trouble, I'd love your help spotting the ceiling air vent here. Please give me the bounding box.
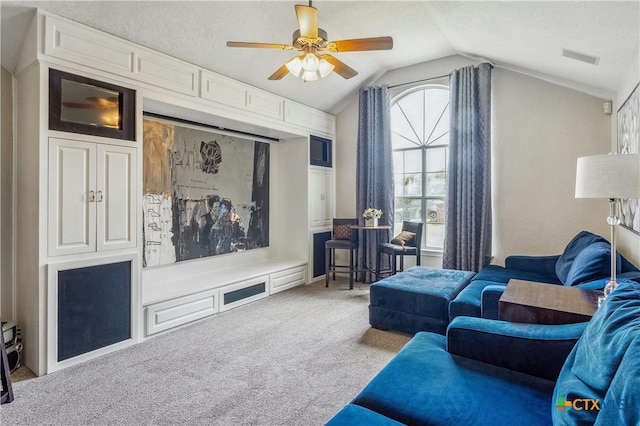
[562,48,600,65]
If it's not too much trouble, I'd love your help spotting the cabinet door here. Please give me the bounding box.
[321,169,333,225]
[48,138,97,256]
[96,145,136,251]
[309,168,333,227]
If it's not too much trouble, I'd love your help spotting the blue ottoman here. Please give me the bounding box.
[369,266,475,335]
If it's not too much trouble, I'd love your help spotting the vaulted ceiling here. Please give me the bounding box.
[2,1,639,114]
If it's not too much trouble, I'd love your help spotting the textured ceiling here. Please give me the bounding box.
[2,1,639,114]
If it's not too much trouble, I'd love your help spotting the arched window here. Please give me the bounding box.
[391,85,449,251]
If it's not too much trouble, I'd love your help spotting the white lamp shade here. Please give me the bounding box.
[285,57,304,77]
[575,154,640,199]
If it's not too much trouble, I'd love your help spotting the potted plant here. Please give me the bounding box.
[362,208,383,227]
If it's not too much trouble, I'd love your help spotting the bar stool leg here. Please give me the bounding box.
[325,247,331,287]
[349,247,354,290]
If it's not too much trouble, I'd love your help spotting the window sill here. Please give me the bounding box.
[421,248,443,257]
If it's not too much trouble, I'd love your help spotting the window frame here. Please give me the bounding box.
[390,83,450,253]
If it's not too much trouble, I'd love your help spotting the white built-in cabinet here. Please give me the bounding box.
[48,138,136,256]
[14,10,336,376]
[309,167,334,228]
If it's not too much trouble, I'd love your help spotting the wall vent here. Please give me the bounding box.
[562,48,600,65]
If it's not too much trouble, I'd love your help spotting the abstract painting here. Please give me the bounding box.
[617,82,640,235]
[142,117,269,267]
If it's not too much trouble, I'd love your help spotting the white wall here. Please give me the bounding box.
[1,66,15,320]
[335,54,615,267]
[492,68,610,264]
[614,50,640,266]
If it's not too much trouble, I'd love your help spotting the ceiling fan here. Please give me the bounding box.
[226,1,393,82]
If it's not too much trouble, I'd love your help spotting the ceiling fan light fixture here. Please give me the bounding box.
[285,56,304,77]
[302,70,320,82]
[286,53,334,81]
[302,52,320,72]
[318,58,334,77]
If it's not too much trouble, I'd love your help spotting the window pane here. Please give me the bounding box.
[391,104,420,148]
[396,91,425,142]
[425,223,445,249]
[404,150,422,173]
[427,173,446,197]
[424,89,448,144]
[426,199,445,223]
[429,131,449,147]
[401,174,422,196]
[394,198,421,224]
[426,147,446,172]
[393,151,404,173]
[428,103,450,147]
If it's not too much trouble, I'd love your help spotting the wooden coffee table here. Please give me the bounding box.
[499,279,603,324]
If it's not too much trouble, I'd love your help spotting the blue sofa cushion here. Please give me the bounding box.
[472,264,561,284]
[564,241,620,286]
[325,404,404,425]
[352,332,555,425]
[553,280,640,425]
[448,280,506,321]
[555,231,607,284]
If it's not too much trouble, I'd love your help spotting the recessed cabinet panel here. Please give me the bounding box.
[246,90,284,119]
[284,101,314,128]
[134,53,198,96]
[200,71,247,108]
[45,17,134,75]
[312,110,336,135]
[270,266,306,294]
[145,289,218,335]
[284,101,336,135]
[48,139,96,256]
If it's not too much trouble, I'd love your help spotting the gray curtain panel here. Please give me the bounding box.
[442,63,493,272]
[356,85,394,282]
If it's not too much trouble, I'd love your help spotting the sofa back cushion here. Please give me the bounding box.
[552,279,640,425]
[563,241,620,286]
[555,231,607,284]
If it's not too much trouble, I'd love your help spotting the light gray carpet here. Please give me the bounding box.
[1,279,411,425]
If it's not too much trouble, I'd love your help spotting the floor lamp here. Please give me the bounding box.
[575,153,640,297]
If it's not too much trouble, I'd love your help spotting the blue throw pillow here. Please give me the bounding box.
[563,242,620,286]
[555,231,607,283]
[552,280,640,425]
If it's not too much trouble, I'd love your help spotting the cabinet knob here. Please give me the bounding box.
[96,191,104,203]
[88,190,96,202]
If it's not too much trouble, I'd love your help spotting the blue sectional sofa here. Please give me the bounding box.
[327,279,640,425]
[449,230,640,321]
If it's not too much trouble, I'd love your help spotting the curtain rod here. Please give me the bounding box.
[388,73,450,89]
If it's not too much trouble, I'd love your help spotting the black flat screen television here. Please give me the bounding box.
[310,135,332,167]
[49,68,136,141]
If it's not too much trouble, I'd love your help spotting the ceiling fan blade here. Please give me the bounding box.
[227,41,293,50]
[268,64,291,80]
[327,36,393,52]
[320,54,358,79]
[295,4,318,39]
